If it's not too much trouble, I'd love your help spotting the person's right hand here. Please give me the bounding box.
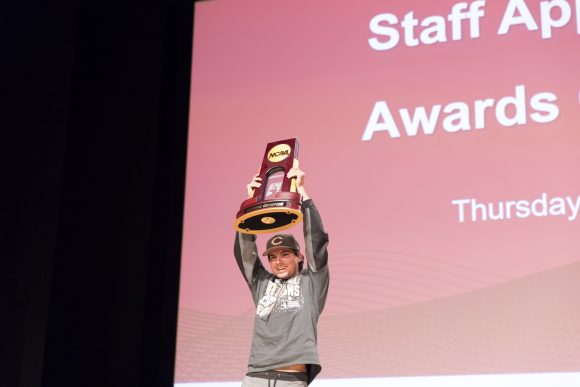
[246,174,262,198]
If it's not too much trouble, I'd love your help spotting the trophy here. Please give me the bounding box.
[234,138,303,234]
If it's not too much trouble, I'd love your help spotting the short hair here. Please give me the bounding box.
[294,249,304,272]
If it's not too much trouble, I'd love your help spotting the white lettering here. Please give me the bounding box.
[368,13,400,51]
[474,98,495,129]
[516,200,531,218]
[363,85,559,141]
[498,0,578,39]
[420,16,447,45]
[567,195,580,220]
[452,199,471,223]
[530,92,559,123]
[468,0,486,37]
[531,192,548,217]
[549,197,566,216]
[402,12,420,47]
[452,193,580,223]
[495,85,527,127]
[369,1,486,51]
[443,102,471,132]
[540,0,572,38]
[362,101,401,140]
[448,2,470,40]
[577,0,580,33]
[498,0,539,35]
[399,105,441,136]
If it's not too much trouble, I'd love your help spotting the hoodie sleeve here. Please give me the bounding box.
[302,199,329,272]
[234,232,264,286]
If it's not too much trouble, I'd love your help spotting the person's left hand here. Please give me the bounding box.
[287,166,309,200]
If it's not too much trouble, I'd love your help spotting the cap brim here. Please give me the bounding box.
[262,245,295,256]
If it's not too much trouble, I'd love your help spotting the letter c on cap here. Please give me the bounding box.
[271,236,283,245]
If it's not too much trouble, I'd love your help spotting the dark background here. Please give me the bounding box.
[2,0,194,386]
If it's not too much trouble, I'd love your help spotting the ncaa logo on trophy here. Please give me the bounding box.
[234,138,303,234]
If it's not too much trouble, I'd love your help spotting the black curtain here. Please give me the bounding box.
[2,0,193,386]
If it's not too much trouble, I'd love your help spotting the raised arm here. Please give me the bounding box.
[234,173,266,286]
[234,232,265,286]
[302,200,328,272]
[287,167,328,272]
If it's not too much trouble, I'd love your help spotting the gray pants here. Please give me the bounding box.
[242,374,307,387]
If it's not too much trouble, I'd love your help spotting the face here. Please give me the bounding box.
[267,247,302,279]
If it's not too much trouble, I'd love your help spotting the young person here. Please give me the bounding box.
[234,167,329,386]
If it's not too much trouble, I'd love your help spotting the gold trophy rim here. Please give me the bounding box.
[234,207,303,234]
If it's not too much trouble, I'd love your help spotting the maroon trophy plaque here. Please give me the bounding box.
[234,138,303,234]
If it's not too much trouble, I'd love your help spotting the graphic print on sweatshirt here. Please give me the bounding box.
[256,275,304,319]
[272,276,304,313]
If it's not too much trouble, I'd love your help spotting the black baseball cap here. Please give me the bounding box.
[262,234,300,256]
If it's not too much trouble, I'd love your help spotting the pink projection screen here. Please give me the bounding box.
[175,0,580,386]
